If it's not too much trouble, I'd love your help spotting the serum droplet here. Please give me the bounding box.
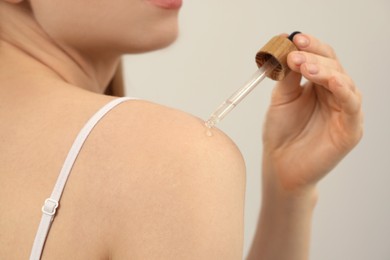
[204,120,214,137]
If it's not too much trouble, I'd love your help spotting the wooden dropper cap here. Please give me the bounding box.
[255,32,300,81]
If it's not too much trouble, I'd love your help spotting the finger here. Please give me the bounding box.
[299,61,360,116]
[288,51,344,74]
[271,71,303,105]
[293,33,338,60]
[328,76,361,116]
[294,60,356,94]
[330,76,364,146]
[287,48,354,93]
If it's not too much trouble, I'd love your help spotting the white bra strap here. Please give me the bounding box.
[29,97,133,260]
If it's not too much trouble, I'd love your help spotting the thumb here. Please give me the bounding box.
[271,71,302,105]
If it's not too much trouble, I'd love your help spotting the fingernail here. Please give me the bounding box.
[291,53,306,65]
[306,64,319,74]
[295,35,310,48]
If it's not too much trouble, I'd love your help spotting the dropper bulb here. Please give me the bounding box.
[288,31,302,41]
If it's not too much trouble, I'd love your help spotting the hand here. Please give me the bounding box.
[262,33,363,193]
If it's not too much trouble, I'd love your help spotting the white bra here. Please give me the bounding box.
[29,97,133,260]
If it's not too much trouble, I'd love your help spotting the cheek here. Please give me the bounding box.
[29,0,179,53]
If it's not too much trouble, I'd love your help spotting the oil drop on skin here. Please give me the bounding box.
[204,120,214,137]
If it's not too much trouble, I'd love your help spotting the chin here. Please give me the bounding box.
[140,30,179,52]
[122,17,180,54]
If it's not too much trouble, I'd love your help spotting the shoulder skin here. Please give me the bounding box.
[79,99,247,260]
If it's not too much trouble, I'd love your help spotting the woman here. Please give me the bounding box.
[0,0,363,259]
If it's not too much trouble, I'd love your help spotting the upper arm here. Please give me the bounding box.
[107,101,246,260]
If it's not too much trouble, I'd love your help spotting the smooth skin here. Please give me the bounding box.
[0,1,362,260]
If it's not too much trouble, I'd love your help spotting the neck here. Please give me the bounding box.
[0,2,120,94]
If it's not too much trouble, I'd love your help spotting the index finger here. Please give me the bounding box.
[292,33,338,60]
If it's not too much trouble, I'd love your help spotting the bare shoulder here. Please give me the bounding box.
[97,98,245,176]
[111,99,245,166]
[87,99,246,259]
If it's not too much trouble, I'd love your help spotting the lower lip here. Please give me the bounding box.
[147,0,182,9]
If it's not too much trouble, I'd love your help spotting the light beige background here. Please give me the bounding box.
[123,1,390,259]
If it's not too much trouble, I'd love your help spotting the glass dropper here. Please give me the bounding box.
[205,57,279,128]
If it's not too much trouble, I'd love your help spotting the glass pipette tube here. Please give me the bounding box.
[205,57,279,128]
